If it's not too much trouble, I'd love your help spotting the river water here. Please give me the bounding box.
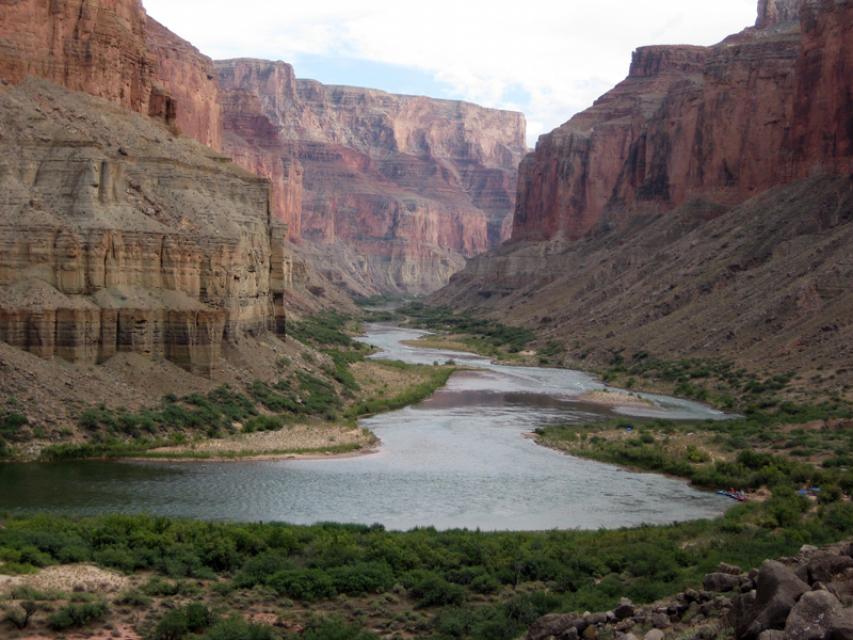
[0,324,731,531]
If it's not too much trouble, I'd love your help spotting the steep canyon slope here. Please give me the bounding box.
[217,58,527,293]
[434,0,853,393]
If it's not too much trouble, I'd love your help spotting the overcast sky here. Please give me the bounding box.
[144,0,758,147]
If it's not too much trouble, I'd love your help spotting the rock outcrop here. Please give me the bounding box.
[0,80,292,375]
[526,541,853,640]
[217,58,527,293]
[0,0,153,113]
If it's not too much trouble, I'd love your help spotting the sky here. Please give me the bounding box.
[144,0,758,147]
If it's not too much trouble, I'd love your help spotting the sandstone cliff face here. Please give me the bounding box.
[792,0,853,176]
[757,0,806,28]
[0,0,152,112]
[0,0,224,151]
[0,80,292,375]
[217,59,527,293]
[144,18,223,151]
[512,0,851,242]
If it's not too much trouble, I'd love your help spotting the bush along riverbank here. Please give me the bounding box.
[534,398,853,498]
[380,302,537,363]
[2,312,456,462]
[2,503,853,639]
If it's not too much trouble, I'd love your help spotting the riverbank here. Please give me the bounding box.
[0,313,457,464]
[533,406,853,497]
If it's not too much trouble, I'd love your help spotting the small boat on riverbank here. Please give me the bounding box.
[717,489,748,502]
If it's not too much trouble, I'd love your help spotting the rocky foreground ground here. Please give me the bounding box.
[528,541,853,640]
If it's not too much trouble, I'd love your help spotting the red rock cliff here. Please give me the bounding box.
[216,58,527,292]
[144,18,223,151]
[0,0,223,151]
[512,0,852,243]
[0,0,153,112]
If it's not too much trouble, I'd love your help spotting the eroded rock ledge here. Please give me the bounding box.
[0,80,292,375]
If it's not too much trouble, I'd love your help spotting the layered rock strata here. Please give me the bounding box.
[217,59,527,293]
[0,80,292,375]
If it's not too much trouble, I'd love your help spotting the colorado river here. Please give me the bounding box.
[0,324,730,530]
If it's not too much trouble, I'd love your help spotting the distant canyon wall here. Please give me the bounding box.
[216,59,527,293]
[511,0,851,242]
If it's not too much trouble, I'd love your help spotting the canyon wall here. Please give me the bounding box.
[0,79,291,375]
[511,0,850,242]
[144,18,223,151]
[435,0,853,385]
[0,0,223,150]
[0,0,153,112]
[217,59,527,293]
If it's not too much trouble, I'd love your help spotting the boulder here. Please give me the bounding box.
[644,630,665,640]
[719,563,745,576]
[705,572,743,593]
[737,561,810,639]
[730,591,758,638]
[615,599,636,621]
[651,612,671,629]
[691,626,719,640]
[806,554,853,586]
[528,614,582,640]
[783,590,851,640]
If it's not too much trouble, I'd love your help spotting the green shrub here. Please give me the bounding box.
[152,603,215,640]
[115,589,151,606]
[47,601,108,630]
[301,617,379,640]
[203,616,276,640]
[267,568,336,601]
[406,571,465,607]
[329,561,394,595]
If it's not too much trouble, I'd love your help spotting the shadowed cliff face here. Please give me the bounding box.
[216,59,527,294]
[434,0,853,387]
[511,0,851,243]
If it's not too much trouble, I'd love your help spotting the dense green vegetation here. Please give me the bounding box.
[2,503,853,639]
[0,408,28,460]
[398,303,535,355]
[536,399,853,494]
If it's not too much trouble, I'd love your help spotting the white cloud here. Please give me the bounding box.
[144,0,758,146]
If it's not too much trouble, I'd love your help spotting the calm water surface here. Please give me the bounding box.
[0,324,731,530]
